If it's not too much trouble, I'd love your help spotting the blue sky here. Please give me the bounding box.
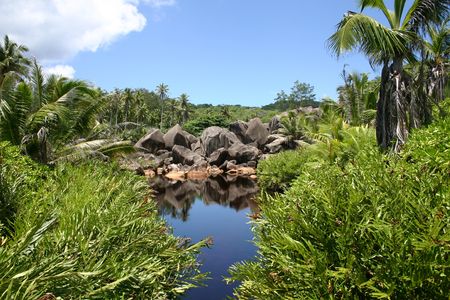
[1,0,383,106]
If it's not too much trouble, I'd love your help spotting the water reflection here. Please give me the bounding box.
[150,175,259,221]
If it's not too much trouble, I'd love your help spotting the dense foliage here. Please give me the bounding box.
[0,144,206,299]
[329,0,449,151]
[228,102,450,299]
[262,81,320,111]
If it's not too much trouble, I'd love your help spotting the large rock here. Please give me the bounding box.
[200,126,241,157]
[245,118,269,148]
[135,129,165,153]
[164,124,190,149]
[185,132,198,145]
[265,136,290,154]
[208,148,230,166]
[191,140,202,155]
[268,116,282,134]
[228,143,260,163]
[229,121,249,143]
[172,145,205,166]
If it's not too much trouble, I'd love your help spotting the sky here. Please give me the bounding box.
[0,0,384,106]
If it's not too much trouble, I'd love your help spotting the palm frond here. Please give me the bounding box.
[404,0,450,31]
[328,13,415,62]
[359,0,395,27]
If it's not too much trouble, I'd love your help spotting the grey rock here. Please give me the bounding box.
[156,149,169,155]
[245,118,269,148]
[247,160,257,168]
[228,143,260,163]
[172,145,205,166]
[265,136,290,154]
[135,128,165,153]
[267,134,285,144]
[200,126,240,157]
[208,147,230,166]
[185,132,198,145]
[163,124,190,149]
[268,116,282,134]
[191,140,202,155]
[229,121,249,143]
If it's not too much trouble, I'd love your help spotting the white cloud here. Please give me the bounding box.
[43,64,76,79]
[144,0,176,7]
[0,0,148,64]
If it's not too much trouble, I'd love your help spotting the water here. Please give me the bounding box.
[151,175,259,299]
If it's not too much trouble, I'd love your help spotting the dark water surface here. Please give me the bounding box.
[151,176,259,300]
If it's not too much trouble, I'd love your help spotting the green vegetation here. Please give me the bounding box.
[262,81,320,111]
[0,0,448,297]
[0,143,206,299]
[329,0,448,151]
[229,101,450,299]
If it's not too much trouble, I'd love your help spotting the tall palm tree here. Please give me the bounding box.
[123,88,133,123]
[0,35,31,86]
[178,93,190,124]
[424,18,449,103]
[329,0,449,151]
[156,83,168,130]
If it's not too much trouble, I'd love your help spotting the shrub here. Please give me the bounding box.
[183,113,230,136]
[0,142,44,235]
[0,161,206,299]
[228,114,450,299]
[257,126,376,192]
[257,150,308,192]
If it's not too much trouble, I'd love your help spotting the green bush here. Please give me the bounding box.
[257,150,308,192]
[229,115,450,299]
[183,113,230,136]
[257,126,376,192]
[0,160,206,299]
[0,142,44,235]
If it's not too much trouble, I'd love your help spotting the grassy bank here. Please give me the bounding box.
[0,143,205,299]
[228,103,450,299]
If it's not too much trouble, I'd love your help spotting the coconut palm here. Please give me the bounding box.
[338,68,379,125]
[329,0,449,151]
[178,93,190,124]
[0,35,31,87]
[424,18,449,103]
[0,61,103,163]
[123,88,133,123]
[156,83,169,130]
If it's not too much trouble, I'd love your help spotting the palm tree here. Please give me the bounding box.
[0,61,102,163]
[424,18,449,103]
[123,88,133,123]
[0,35,31,86]
[178,93,190,124]
[168,98,178,127]
[338,68,379,125]
[329,0,449,151]
[156,83,168,130]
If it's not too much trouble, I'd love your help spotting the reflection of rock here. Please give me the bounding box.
[151,175,259,221]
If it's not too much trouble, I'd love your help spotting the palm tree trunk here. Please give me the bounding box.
[160,98,163,130]
[376,61,392,149]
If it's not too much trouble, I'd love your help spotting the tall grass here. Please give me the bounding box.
[228,105,450,299]
[0,146,206,299]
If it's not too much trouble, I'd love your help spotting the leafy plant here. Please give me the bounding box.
[0,157,207,299]
[228,108,450,299]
